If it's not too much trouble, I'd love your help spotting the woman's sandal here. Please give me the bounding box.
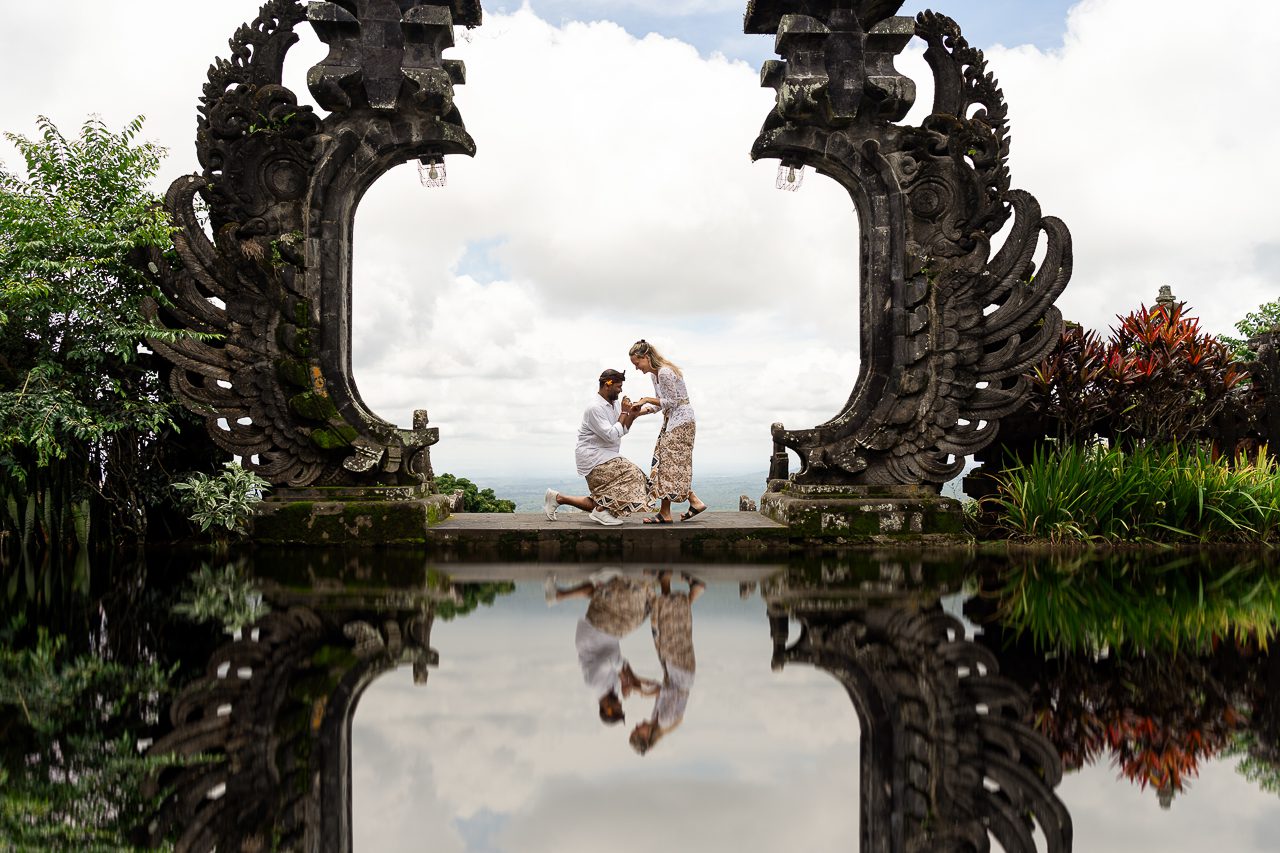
[680,505,707,521]
[643,515,673,524]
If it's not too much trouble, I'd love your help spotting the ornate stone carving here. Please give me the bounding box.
[144,1,482,488]
[746,2,1073,487]
[143,603,438,852]
[764,569,1072,851]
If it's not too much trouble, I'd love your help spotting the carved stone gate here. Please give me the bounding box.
[145,0,1071,542]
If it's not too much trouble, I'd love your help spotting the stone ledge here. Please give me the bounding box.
[424,511,790,560]
[759,488,972,545]
[253,495,452,545]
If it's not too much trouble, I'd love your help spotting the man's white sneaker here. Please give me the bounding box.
[588,568,624,585]
[589,507,623,526]
[544,488,559,520]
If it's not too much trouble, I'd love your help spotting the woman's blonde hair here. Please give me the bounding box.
[629,339,682,377]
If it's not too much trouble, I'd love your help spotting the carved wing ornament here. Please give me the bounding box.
[144,0,482,488]
[143,604,438,851]
[748,2,1073,487]
[766,590,1073,852]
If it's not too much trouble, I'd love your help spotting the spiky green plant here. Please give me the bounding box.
[989,442,1280,542]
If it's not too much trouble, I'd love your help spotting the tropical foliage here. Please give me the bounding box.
[0,116,209,555]
[171,461,270,538]
[991,442,1280,543]
[434,472,515,513]
[1029,301,1246,445]
[0,622,178,848]
[171,561,270,635]
[1031,652,1244,803]
[1221,297,1280,361]
[988,552,1276,802]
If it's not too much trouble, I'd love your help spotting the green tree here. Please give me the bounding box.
[434,472,515,513]
[1221,298,1280,361]
[0,116,197,555]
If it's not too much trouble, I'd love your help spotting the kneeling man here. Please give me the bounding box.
[544,369,651,526]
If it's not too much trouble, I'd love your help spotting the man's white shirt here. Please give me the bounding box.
[575,394,629,477]
[575,618,624,700]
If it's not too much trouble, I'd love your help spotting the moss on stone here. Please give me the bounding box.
[276,357,310,389]
[254,499,433,545]
[310,424,358,450]
[289,390,340,422]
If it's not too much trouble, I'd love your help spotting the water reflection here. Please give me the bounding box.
[9,547,1280,850]
[548,570,661,727]
[630,571,704,755]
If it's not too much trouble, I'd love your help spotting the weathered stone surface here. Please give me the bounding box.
[425,511,789,560]
[739,494,758,511]
[142,589,443,851]
[253,494,453,545]
[143,1,478,491]
[760,481,969,545]
[749,2,1072,489]
[764,567,1072,850]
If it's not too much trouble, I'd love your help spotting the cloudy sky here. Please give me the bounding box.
[3,1,1278,480]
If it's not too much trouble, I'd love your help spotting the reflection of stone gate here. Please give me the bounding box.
[144,596,440,850]
[146,557,1072,851]
[144,1,1071,541]
[763,561,1072,851]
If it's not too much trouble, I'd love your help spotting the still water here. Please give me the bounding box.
[5,548,1280,851]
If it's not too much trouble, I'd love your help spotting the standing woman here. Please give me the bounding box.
[628,340,709,523]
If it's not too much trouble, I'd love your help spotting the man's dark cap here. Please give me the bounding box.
[599,369,626,385]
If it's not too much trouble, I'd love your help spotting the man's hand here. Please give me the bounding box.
[621,662,660,698]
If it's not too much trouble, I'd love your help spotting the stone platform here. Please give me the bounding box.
[426,511,789,560]
[252,492,970,553]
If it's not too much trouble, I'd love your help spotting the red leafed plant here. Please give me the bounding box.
[1107,302,1246,443]
[1030,323,1111,442]
[1029,301,1247,444]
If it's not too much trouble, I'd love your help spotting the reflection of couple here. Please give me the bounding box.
[543,340,707,526]
[547,570,704,754]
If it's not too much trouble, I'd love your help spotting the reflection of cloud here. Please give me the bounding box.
[352,727,468,853]
[492,763,856,852]
[353,584,859,850]
[1058,758,1280,852]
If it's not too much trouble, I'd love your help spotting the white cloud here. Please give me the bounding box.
[976,0,1280,336]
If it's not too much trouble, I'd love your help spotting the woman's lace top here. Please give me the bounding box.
[652,366,695,431]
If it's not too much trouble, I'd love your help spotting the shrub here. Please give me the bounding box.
[1221,298,1280,361]
[434,472,515,513]
[171,561,269,635]
[989,441,1280,542]
[171,461,271,537]
[1,116,195,554]
[994,550,1280,652]
[0,625,180,848]
[1028,300,1247,445]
